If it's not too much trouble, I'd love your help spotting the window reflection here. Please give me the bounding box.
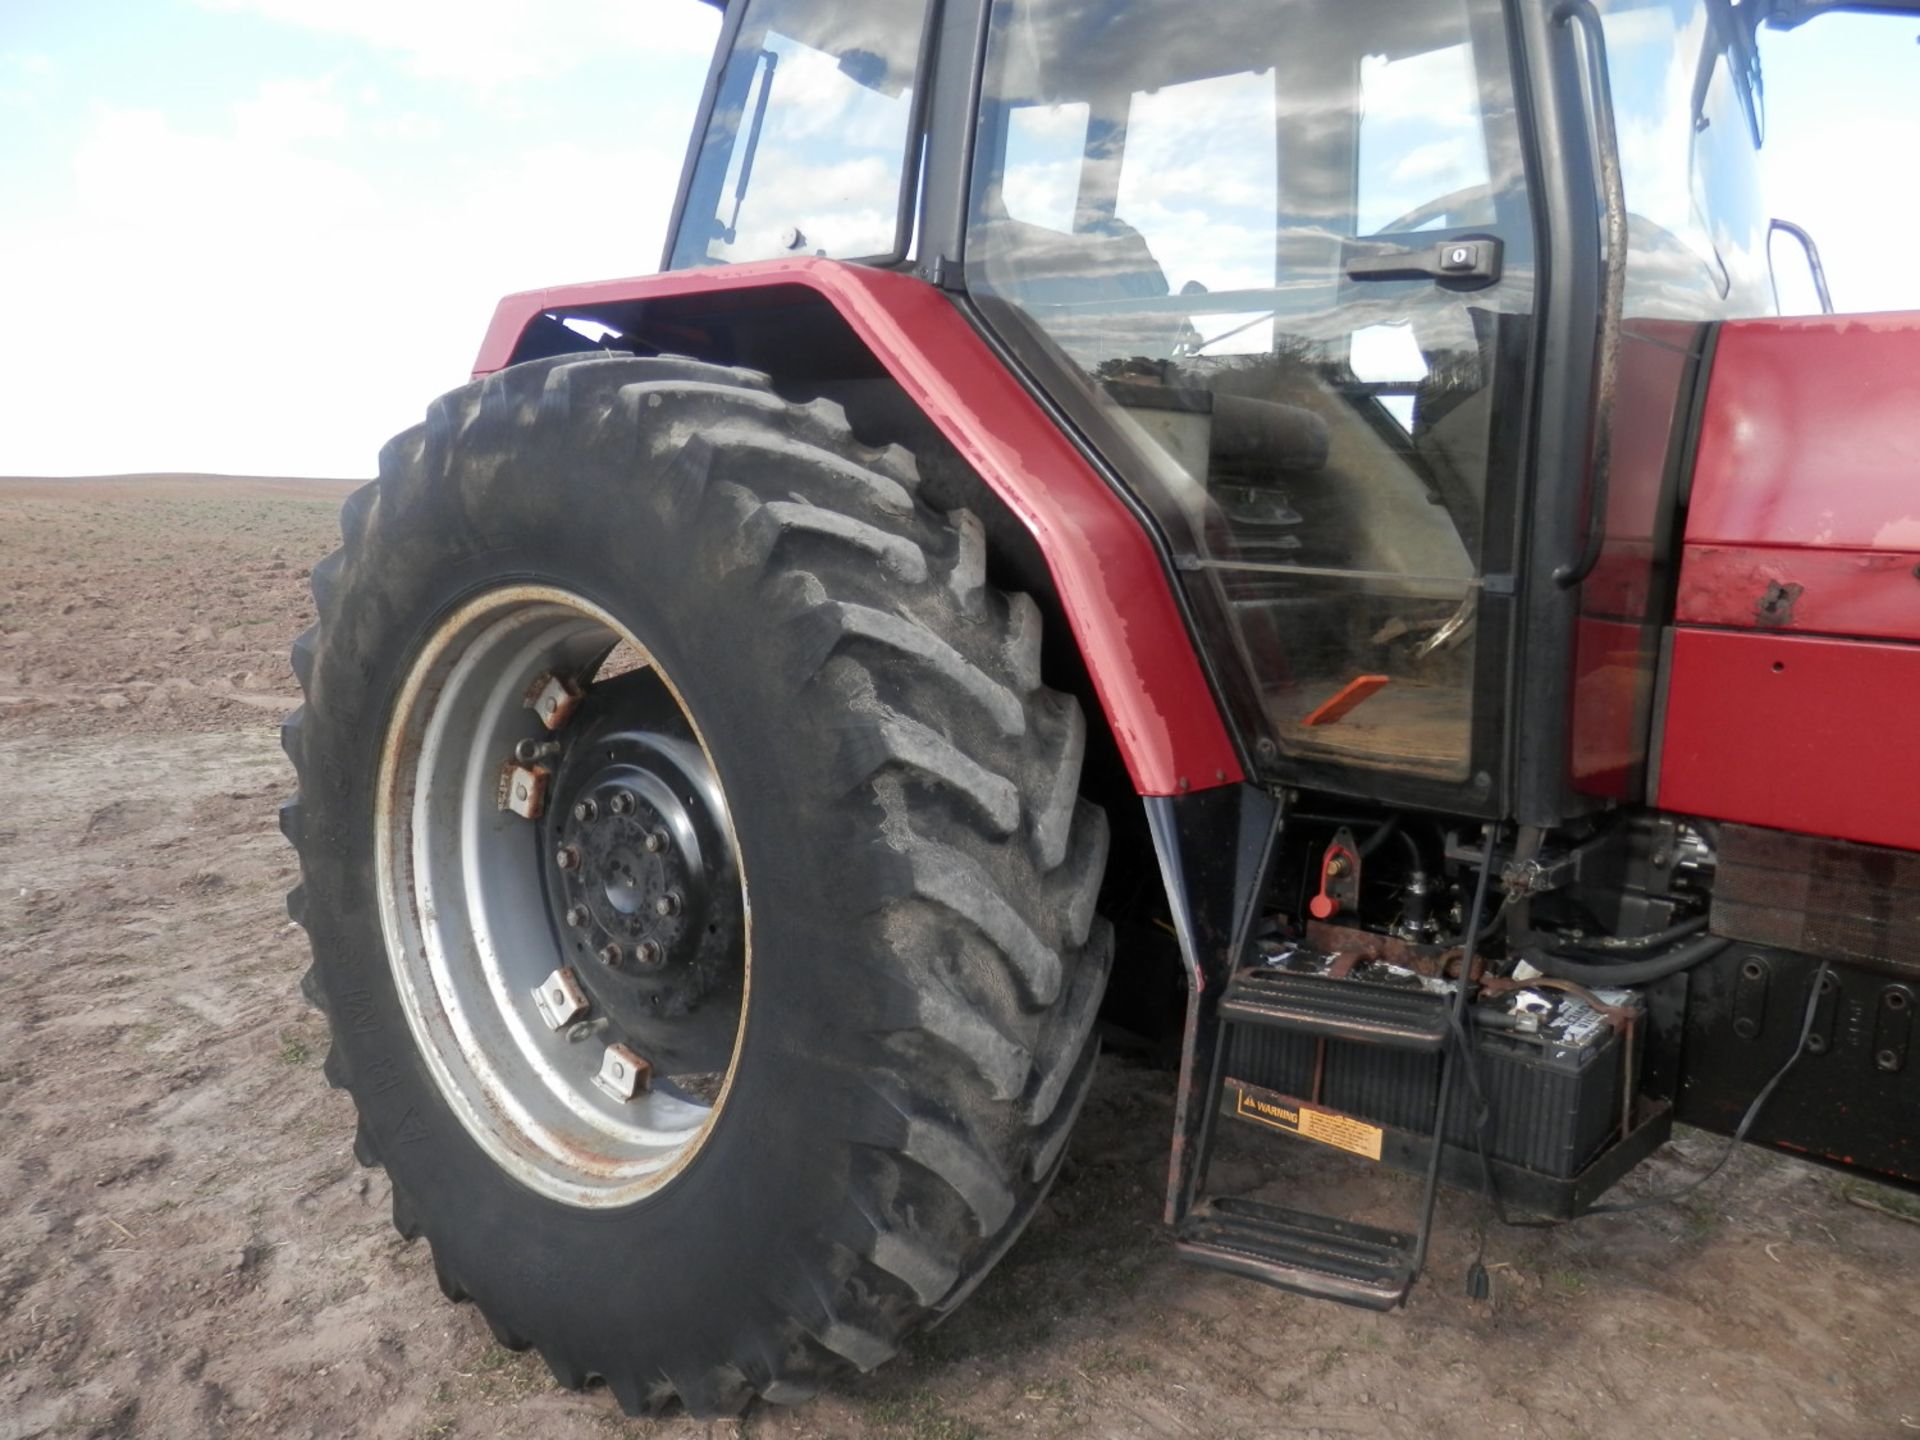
[672,0,928,267]
[968,0,1534,786]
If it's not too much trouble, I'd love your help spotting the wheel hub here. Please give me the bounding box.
[374,586,749,1208]
[543,673,745,1077]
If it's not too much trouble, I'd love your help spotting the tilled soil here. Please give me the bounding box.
[3,475,1918,1440]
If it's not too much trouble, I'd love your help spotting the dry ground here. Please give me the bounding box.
[3,475,1919,1440]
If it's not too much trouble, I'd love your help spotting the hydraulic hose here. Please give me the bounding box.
[1523,932,1731,987]
[1547,914,1708,955]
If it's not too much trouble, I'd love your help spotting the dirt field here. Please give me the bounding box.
[4,475,1919,1440]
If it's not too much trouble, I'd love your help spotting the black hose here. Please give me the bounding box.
[1547,913,1708,955]
[1357,813,1400,858]
[1525,933,1730,987]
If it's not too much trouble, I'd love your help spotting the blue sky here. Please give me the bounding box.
[0,1,1914,477]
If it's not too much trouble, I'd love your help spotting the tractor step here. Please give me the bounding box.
[1175,1196,1415,1310]
[1220,966,1450,1051]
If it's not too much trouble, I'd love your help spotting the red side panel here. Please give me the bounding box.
[1675,311,1920,642]
[1657,629,1920,852]
[1659,313,1920,852]
[474,259,1243,797]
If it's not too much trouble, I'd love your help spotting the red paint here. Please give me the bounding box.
[1570,615,1653,799]
[1656,628,1920,853]
[1679,311,1920,640]
[1676,545,1920,643]
[1686,312,1920,551]
[474,259,1243,796]
[1570,322,1703,799]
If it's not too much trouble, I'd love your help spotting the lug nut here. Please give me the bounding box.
[653,890,682,918]
[555,845,580,872]
[609,790,636,817]
[573,797,598,823]
[643,829,668,854]
[598,942,624,969]
[635,938,663,966]
[565,905,590,929]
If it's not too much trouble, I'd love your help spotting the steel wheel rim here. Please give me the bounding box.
[374,584,749,1208]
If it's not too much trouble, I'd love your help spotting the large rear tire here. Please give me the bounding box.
[281,354,1112,1415]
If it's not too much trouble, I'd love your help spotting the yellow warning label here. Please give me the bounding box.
[1296,1105,1384,1161]
[1230,1084,1384,1162]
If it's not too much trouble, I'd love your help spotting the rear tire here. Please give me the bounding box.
[281,354,1112,1415]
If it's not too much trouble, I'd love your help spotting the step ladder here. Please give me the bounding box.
[1163,810,1493,1312]
[1173,965,1459,1310]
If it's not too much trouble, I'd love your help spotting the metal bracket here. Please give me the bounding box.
[1873,985,1912,1074]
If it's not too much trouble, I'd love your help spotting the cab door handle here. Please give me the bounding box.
[1344,236,1503,290]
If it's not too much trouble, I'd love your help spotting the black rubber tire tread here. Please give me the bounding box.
[282,352,1112,1417]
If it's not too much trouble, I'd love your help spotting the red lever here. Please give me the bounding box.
[1310,830,1362,921]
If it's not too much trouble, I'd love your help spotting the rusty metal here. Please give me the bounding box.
[593,1044,652,1102]
[533,968,589,1030]
[555,844,581,872]
[501,762,551,820]
[526,671,585,732]
[1754,578,1803,627]
[1304,919,1451,978]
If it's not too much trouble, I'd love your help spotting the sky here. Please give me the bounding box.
[0,0,1915,479]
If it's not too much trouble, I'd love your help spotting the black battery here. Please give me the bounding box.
[1225,946,1641,1179]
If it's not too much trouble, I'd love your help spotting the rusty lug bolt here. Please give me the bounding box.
[635,938,663,966]
[555,845,581,872]
[565,905,590,929]
[609,790,636,817]
[643,829,668,854]
[598,942,624,969]
[573,797,598,824]
[653,891,682,918]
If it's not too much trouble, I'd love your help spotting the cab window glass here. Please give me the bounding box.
[671,0,928,267]
[1597,0,1772,318]
[969,0,1536,788]
[1002,103,1089,232]
[1355,43,1494,236]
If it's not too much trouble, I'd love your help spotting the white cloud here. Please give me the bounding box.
[195,0,719,85]
[0,53,708,477]
[0,50,59,110]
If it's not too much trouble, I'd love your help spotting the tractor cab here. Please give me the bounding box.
[670,0,1778,820]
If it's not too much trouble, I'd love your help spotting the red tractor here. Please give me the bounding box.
[281,0,1920,1416]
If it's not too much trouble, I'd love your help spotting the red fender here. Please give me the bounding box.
[475,258,1243,798]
